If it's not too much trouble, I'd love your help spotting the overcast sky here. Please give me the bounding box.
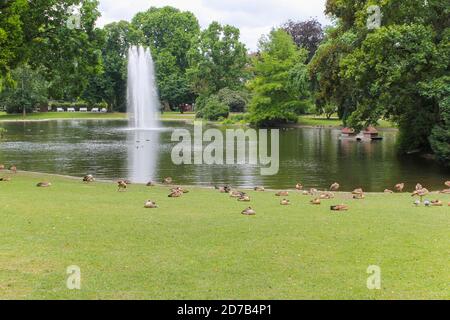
[97,0,331,51]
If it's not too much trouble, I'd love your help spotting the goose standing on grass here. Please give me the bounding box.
[83,175,95,183]
[330,183,340,191]
[117,180,128,192]
[411,187,429,202]
[395,183,405,192]
[241,207,256,216]
[296,183,303,191]
[37,182,51,188]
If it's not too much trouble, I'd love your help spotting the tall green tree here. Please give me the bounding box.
[311,0,450,161]
[248,29,310,126]
[132,6,200,109]
[187,21,248,96]
[0,64,48,114]
[0,0,28,89]
[83,21,141,111]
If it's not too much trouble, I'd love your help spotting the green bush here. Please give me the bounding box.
[196,95,229,121]
[217,88,249,113]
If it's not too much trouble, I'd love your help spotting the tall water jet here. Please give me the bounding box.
[127,45,160,129]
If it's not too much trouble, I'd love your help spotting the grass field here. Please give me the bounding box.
[0,112,195,122]
[0,172,448,300]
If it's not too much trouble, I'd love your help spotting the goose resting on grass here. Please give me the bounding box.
[37,182,51,188]
[331,205,348,211]
[83,175,95,183]
[144,200,158,209]
[241,207,256,216]
[238,195,251,202]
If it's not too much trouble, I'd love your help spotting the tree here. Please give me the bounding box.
[248,29,310,126]
[132,6,200,109]
[0,0,28,89]
[310,0,450,158]
[20,0,104,101]
[0,64,48,114]
[217,88,249,113]
[187,21,248,96]
[83,21,141,111]
[282,19,324,62]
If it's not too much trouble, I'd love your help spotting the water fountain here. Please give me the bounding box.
[127,45,160,129]
[127,45,161,183]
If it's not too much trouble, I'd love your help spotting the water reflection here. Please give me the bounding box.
[127,129,160,184]
[0,120,447,191]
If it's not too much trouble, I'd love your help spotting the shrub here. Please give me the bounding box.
[217,88,249,113]
[196,95,229,121]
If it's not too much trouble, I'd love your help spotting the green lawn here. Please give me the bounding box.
[0,172,448,300]
[0,112,195,122]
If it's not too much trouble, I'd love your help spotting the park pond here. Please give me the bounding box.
[0,119,448,192]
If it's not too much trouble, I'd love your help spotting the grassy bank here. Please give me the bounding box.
[0,172,448,300]
[297,115,396,129]
[0,112,397,129]
[0,112,195,122]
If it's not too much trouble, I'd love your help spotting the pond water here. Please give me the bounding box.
[0,120,448,191]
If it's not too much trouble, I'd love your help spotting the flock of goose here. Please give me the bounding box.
[1,165,449,215]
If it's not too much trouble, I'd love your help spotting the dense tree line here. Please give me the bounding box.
[309,0,449,164]
[0,1,448,163]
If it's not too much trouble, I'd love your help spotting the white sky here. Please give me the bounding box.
[97,0,331,51]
